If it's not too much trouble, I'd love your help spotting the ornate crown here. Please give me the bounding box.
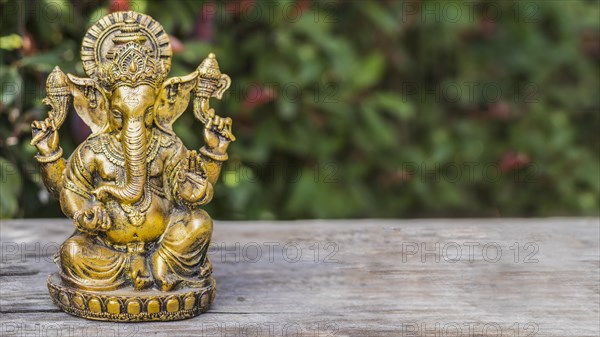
[81,12,172,92]
[96,18,168,91]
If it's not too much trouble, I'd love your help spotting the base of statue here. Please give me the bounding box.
[47,273,216,322]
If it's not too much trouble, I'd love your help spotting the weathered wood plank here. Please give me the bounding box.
[1,218,599,336]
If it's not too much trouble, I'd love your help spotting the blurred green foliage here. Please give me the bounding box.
[1,0,599,219]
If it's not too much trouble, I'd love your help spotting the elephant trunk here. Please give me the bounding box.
[96,117,147,204]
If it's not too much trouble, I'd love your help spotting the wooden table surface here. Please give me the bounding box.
[1,218,598,337]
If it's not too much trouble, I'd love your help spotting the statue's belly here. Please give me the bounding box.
[102,196,169,246]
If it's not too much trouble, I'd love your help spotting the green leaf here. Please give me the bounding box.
[353,52,386,90]
[0,67,22,107]
[0,157,22,218]
[366,92,416,121]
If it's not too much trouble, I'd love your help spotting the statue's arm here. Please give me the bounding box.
[31,119,66,198]
[58,144,110,233]
[31,67,73,198]
[38,158,66,199]
[60,145,95,218]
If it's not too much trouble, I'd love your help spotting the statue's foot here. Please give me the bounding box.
[133,274,153,290]
[151,254,181,291]
[130,254,153,290]
[199,258,213,279]
[155,273,180,292]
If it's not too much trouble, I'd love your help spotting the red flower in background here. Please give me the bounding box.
[109,0,129,13]
[488,101,510,120]
[242,85,277,113]
[500,151,531,172]
[580,28,600,61]
[226,0,256,17]
[296,0,312,15]
[169,36,185,54]
[225,0,310,20]
[195,2,217,41]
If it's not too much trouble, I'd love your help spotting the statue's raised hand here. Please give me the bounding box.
[176,150,212,205]
[31,118,60,156]
[203,110,233,154]
[74,205,112,234]
[31,67,70,156]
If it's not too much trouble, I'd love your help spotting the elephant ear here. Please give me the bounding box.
[67,74,109,134]
[154,71,199,134]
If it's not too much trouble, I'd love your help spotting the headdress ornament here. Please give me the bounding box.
[81,11,171,91]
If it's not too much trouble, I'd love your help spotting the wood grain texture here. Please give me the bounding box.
[1,218,598,337]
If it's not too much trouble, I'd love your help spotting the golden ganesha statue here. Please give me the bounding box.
[30,11,234,321]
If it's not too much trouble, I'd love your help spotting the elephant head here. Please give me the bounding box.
[98,84,156,203]
[68,64,205,204]
[65,12,227,204]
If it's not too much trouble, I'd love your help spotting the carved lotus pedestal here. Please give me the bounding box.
[48,273,216,322]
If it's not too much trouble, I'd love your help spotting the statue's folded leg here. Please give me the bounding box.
[151,208,213,291]
[57,232,129,291]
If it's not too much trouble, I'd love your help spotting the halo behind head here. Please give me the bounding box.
[81,11,172,83]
